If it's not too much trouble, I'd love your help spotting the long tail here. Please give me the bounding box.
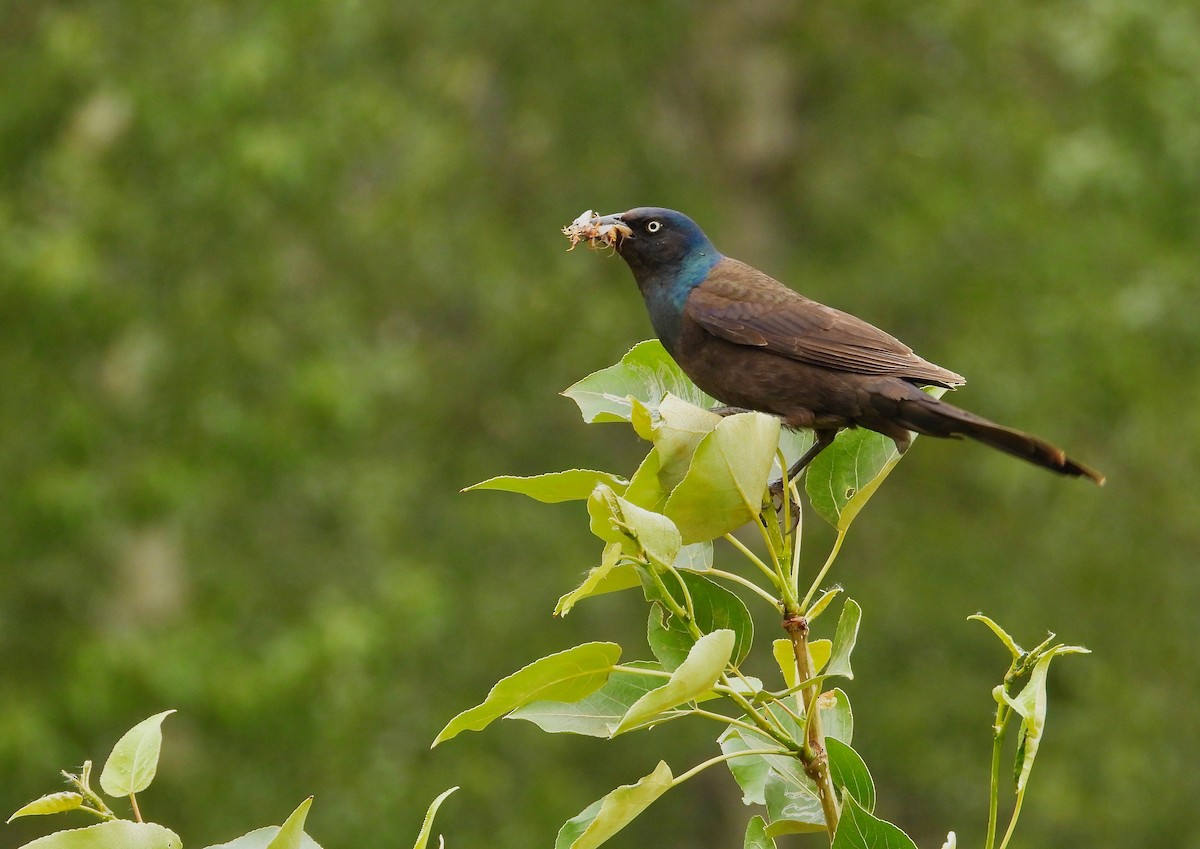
[896,393,1105,485]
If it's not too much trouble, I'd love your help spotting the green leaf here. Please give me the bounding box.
[717,707,816,821]
[831,793,918,849]
[764,770,827,835]
[615,630,735,733]
[554,761,674,849]
[825,599,862,680]
[744,816,777,849]
[556,543,640,616]
[827,737,875,812]
[563,340,712,423]
[411,787,458,849]
[7,792,83,823]
[820,688,855,744]
[201,828,324,849]
[968,613,1023,659]
[673,541,713,571]
[806,388,946,530]
[265,797,312,849]
[624,447,669,512]
[433,642,621,745]
[645,571,753,670]
[806,586,842,622]
[464,470,627,502]
[510,661,669,737]
[587,485,681,567]
[771,639,799,690]
[664,412,781,543]
[648,394,722,492]
[1003,644,1089,791]
[16,821,182,849]
[99,709,175,797]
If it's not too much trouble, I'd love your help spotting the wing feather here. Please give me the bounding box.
[686,258,965,386]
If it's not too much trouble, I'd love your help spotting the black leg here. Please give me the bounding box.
[709,405,753,417]
[785,429,838,481]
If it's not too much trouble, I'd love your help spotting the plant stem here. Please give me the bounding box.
[129,792,142,823]
[672,747,788,787]
[708,568,783,609]
[800,528,846,612]
[984,701,1008,849]
[724,533,780,588]
[783,612,840,838]
[997,787,1026,849]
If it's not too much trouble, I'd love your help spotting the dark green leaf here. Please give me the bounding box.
[744,816,776,849]
[806,388,946,530]
[644,571,753,670]
[831,793,917,849]
[827,738,875,812]
[825,599,862,680]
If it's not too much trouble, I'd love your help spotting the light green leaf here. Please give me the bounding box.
[201,828,324,849]
[831,793,918,849]
[16,821,181,849]
[434,643,621,745]
[99,709,176,797]
[769,636,830,707]
[673,541,713,571]
[820,688,855,744]
[968,614,1023,659]
[511,662,669,737]
[624,447,669,512]
[827,738,875,812]
[563,340,712,423]
[464,470,627,502]
[411,787,458,849]
[554,761,675,849]
[717,707,814,817]
[555,543,640,616]
[665,413,781,543]
[806,388,946,530]
[771,639,800,690]
[809,639,832,675]
[825,600,862,679]
[265,797,312,849]
[806,587,842,622]
[7,792,83,823]
[616,630,735,733]
[1003,645,1089,791]
[645,571,753,670]
[587,485,681,567]
[764,770,828,835]
[649,394,722,492]
[744,815,776,849]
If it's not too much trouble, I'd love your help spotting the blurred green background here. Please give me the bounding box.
[2,1,1197,847]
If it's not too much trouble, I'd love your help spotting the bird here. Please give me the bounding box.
[579,206,1104,485]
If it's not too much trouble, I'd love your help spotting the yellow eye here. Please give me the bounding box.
[646,220,662,233]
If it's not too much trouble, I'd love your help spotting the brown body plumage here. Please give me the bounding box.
[582,207,1104,484]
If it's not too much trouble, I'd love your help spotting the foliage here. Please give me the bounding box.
[2,1,1195,846]
[451,342,1087,847]
[6,713,455,849]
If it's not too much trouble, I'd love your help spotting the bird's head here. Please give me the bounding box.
[589,207,720,279]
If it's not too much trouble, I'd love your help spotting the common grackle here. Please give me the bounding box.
[583,207,1104,484]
